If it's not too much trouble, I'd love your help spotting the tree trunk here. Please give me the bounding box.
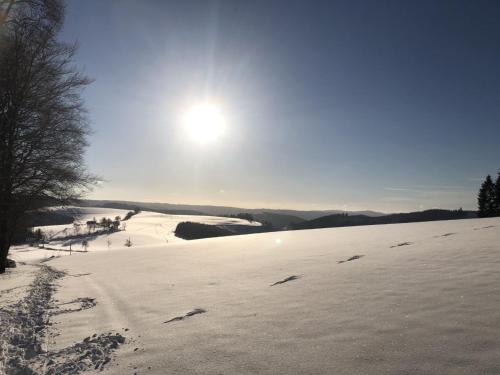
[0,235,9,274]
[0,214,12,274]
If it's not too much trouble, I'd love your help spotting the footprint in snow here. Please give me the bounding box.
[390,242,412,248]
[436,232,457,238]
[164,308,207,323]
[337,255,364,264]
[474,225,496,230]
[68,272,91,278]
[52,297,97,316]
[0,266,125,374]
[270,275,301,286]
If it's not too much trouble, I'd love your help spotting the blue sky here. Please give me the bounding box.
[62,0,500,212]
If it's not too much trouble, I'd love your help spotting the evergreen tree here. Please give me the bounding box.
[478,175,495,217]
[495,172,500,216]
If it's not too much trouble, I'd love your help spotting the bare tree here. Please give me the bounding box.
[0,0,95,272]
[0,0,16,26]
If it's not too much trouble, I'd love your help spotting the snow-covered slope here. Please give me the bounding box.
[36,217,500,374]
[10,206,260,263]
[42,205,131,224]
[32,206,132,239]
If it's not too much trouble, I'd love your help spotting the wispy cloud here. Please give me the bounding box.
[384,187,421,193]
[381,185,475,209]
[384,185,465,193]
[380,196,417,202]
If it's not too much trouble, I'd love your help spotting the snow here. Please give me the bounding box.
[2,216,500,373]
[37,206,260,241]
[0,264,39,306]
[34,206,131,235]
[9,206,260,264]
[42,217,500,373]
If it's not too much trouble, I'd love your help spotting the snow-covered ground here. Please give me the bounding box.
[2,216,499,374]
[9,206,260,264]
[32,206,132,239]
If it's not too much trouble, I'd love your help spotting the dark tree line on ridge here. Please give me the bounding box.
[477,172,500,218]
[289,209,472,231]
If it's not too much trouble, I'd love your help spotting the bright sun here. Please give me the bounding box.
[183,103,226,144]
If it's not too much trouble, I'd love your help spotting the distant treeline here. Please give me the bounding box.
[122,208,140,221]
[219,212,304,230]
[289,209,475,231]
[83,201,207,216]
[12,210,74,244]
[219,213,255,222]
[26,210,74,227]
[174,222,234,240]
[174,220,276,240]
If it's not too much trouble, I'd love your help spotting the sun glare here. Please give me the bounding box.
[183,103,226,144]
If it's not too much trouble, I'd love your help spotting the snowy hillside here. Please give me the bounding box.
[2,217,499,374]
[32,206,132,238]
[9,206,260,264]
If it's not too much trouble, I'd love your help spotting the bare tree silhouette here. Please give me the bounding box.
[0,0,95,272]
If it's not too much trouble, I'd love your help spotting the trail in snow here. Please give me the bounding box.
[0,265,125,374]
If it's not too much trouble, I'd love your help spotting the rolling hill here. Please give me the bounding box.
[2,216,499,374]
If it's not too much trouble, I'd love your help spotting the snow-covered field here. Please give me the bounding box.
[9,206,260,264]
[32,206,133,239]
[2,216,500,374]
